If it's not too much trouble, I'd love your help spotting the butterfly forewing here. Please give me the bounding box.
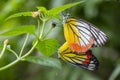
[63,18,93,52]
[90,25,108,46]
[74,18,108,47]
[63,16,107,53]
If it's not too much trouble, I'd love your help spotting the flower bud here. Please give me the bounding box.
[32,11,39,18]
[4,39,9,45]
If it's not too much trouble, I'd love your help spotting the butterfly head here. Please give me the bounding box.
[62,13,71,24]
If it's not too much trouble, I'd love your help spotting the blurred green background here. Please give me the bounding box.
[0,0,120,80]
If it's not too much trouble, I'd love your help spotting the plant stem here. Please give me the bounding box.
[21,40,38,59]
[0,40,39,71]
[37,19,41,37]
[0,42,7,59]
[0,17,47,71]
[39,20,46,39]
[0,58,20,71]
[22,20,47,59]
[7,48,18,58]
[19,34,29,57]
[42,26,53,38]
[21,19,47,58]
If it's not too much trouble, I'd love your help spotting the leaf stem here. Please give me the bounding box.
[19,34,29,57]
[0,40,8,59]
[21,40,38,59]
[0,58,20,71]
[7,48,18,58]
[42,26,53,38]
[39,20,46,39]
[0,40,38,71]
[37,19,41,37]
[21,20,47,59]
[21,20,48,59]
[0,14,48,71]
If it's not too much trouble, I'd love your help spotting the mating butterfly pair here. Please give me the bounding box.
[58,14,107,71]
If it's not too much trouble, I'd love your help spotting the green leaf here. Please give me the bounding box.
[24,56,61,69]
[109,64,120,80]
[5,12,32,21]
[35,39,59,57]
[37,7,47,12]
[0,25,35,36]
[48,1,84,16]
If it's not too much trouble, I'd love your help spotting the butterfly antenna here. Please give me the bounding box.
[61,0,74,17]
[66,0,74,14]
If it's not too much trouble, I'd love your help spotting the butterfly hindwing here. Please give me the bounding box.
[75,50,99,71]
[58,42,99,71]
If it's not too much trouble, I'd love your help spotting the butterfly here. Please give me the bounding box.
[62,14,107,53]
[58,42,99,71]
[58,14,107,71]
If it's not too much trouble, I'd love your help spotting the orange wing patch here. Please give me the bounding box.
[81,50,91,64]
[69,36,93,52]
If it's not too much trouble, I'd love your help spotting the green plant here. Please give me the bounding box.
[0,1,83,71]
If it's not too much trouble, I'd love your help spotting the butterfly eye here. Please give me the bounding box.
[66,13,71,18]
